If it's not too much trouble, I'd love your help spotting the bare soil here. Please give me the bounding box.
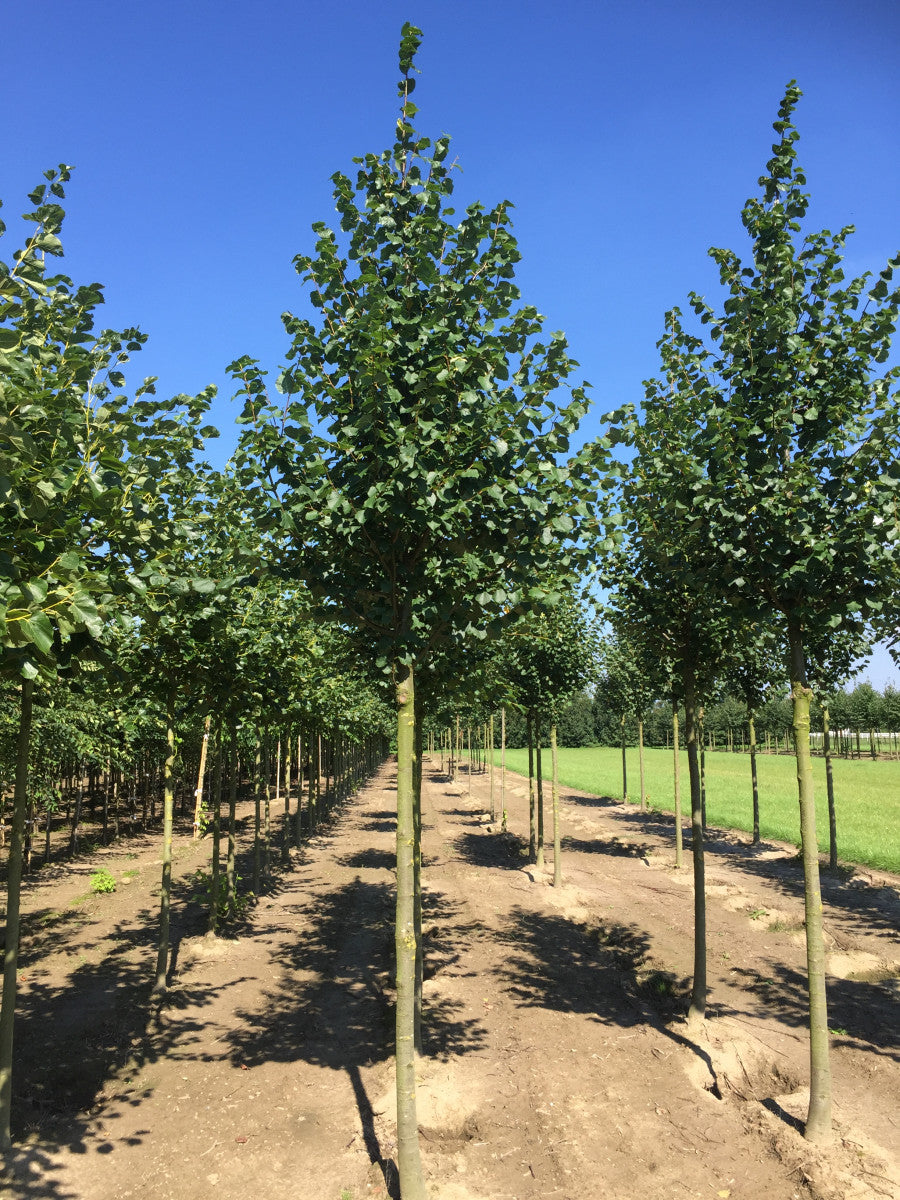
[2,756,899,1200]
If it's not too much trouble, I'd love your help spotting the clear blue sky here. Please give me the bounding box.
[4,0,899,683]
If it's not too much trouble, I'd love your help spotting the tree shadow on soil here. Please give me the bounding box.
[495,906,729,1088]
[563,791,622,809]
[561,834,648,858]
[452,829,526,871]
[11,904,247,1153]
[570,799,900,940]
[7,804,321,1167]
[336,848,396,871]
[726,962,899,1062]
[222,877,487,1195]
[497,905,678,1026]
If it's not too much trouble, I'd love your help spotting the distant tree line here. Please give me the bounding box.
[498,681,900,757]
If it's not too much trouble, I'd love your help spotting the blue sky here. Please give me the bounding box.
[4,0,899,683]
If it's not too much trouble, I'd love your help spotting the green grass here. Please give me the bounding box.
[493,745,900,874]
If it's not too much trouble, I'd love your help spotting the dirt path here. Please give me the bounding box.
[3,758,899,1200]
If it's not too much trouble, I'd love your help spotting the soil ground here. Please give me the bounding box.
[2,756,899,1200]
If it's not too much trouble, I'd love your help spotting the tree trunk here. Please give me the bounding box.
[153,695,177,995]
[0,678,34,1152]
[536,734,545,869]
[192,714,211,838]
[263,728,271,877]
[527,713,536,864]
[394,663,427,1199]
[413,689,424,1058]
[698,709,707,834]
[787,622,832,1144]
[500,707,507,832]
[252,731,262,893]
[749,712,760,844]
[209,719,223,934]
[823,705,837,871]
[638,716,646,812]
[620,714,628,802]
[295,729,305,849]
[551,723,562,887]
[489,714,496,821]
[281,734,291,866]
[683,661,706,1024]
[226,728,238,913]
[672,707,683,869]
[69,775,83,857]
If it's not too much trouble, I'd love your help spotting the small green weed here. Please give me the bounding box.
[90,869,116,894]
[192,868,254,921]
[830,1026,848,1037]
[121,868,139,880]
[340,1191,353,1200]
[748,907,769,920]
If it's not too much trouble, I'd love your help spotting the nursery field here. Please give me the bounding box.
[3,756,898,1200]
[498,746,900,874]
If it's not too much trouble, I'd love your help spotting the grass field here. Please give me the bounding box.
[491,745,900,874]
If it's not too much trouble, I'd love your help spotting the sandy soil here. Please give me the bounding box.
[2,755,899,1200]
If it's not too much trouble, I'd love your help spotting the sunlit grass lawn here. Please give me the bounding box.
[495,745,900,874]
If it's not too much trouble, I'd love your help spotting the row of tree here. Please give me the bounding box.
[4,24,899,1193]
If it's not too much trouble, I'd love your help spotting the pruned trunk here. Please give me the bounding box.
[0,678,34,1151]
[672,706,683,869]
[683,660,706,1024]
[153,695,177,995]
[489,713,496,822]
[209,719,223,934]
[638,716,646,812]
[698,709,707,834]
[551,723,561,887]
[823,705,837,871]
[788,621,832,1144]
[226,728,238,913]
[413,689,424,1057]
[620,714,627,803]
[536,734,544,869]
[749,712,760,844]
[500,707,507,832]
[394,663,427,1199]
[192,714,211,839]
[527,713,536,864]
[253,731,262,894]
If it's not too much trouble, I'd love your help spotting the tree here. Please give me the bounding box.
[682,83,900,1141]
[722,622,782,842]
[595,628,660,810]
[500,591,598,879]
[231,26,601,1198]
[0,168,214,1151]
